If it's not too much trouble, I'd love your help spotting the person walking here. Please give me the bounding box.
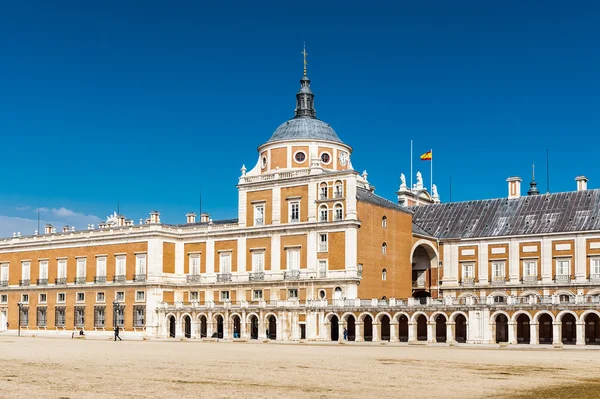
[114,325,122,341]
[343,327,348,341]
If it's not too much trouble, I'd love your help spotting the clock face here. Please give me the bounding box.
[339,151,348,166]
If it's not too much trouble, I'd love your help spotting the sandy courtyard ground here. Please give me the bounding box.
[0,337,599,399]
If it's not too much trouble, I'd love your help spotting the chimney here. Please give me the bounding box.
[575,176,588,191]
[507,177,522,199]
[117,215,126,227]
[62,225,70,233]
[149,211,160,224]
[44,224,53,234]
[186,212,196,224]
[200,213,210,223]
[125,219,133,227]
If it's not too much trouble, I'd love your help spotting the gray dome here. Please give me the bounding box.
[267,117,343,143]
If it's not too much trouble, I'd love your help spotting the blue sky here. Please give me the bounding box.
[1,1,599,237]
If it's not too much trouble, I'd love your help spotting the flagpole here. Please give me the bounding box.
[430,149,433,193]
[410,140,413,189]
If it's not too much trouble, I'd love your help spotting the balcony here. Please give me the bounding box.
[217,273,232,283]
[0,281,7,287]
[554,274,571,283]
[133,274,146,282]
[113,275,126,283]
[522,275,538,283]
[491,276,506,285]
[186,274,201,283]
[55,278,67,285]
[74,277,86,285]
[284,270,300,280]
[334,191,343,199]
[36,278,48,286]
[19,279,30,287]
[94,276,106,284]
[461,277,474,287]
[590,273,600,283]
[249,272,265,281]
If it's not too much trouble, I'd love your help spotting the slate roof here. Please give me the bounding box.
[356,188,413,215]
[412,189,600,239]
[267,116,343,144]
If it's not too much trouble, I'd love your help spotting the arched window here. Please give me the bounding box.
[319,290,326,299]
[334,287,343,300]
[493,295,505,304]
[334,180,343,198]
[334,203,343,221]
[319,205,328,222]
[382,216,387,228]
[382,268,387,281]
[319,183,328,200]
[381,296,387,301]
[382,242,387,254]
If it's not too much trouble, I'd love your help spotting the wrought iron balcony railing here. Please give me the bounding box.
[590,273,600,282]
[461,277,474,286]
[94,276,106,284]
[284,270,301,280]
[491,276,506,285]
[19,279,30,287]
[133,274,146,282]
[186,274,201,283]
[36,278,48,286]
[0,280,7,287]
[554,274,571,283]
[522,275,538,283]
[55,278,67,285]
[249,272,265,281]
[74,277,87,284]
[113,275,126,283]
[217,273,232,283]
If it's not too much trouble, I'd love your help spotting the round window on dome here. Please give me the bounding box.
[295,152,306,163]
[320,152,331,165]
[261,156,267,169]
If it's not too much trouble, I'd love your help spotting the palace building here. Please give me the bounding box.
[1,64,599,347]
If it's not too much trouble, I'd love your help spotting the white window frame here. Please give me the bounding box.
[21,261,30,281]
[318,260,327,278]
[288,288,298,299]
[96,256,107,278]
[116,291,125,302]
[135,254,147,275]
[0,295,7,303]
[0,263,8,283]
[76,258,86,278]
[289,201,300,223]
[382,216,387,228]
[492,262,505,278]
[57,259,67,279]
[286,248,300,271]
[334,204,343,221]
[189,254,201,275]
[39,260,48,280]
[524,260,537,277]
[318,233,328,252]
[592,258,600,275]
[57,292,66,303]
[219,252,232,274]
[115,255,126,276]
[382,242,387,255]
[76,292,85,303]
[253,204,265,226]
[382,268,387,281]
[251,250,264,273]
[253,289,263,300]
[21,293,29,303]
[319,183,328,200]
[319,205,328,222]
[220,290,230,301]
[96,292,105,303]
[556,258,570,276]
[462,263,474,279]
[334,181,343,198]
[189,291,199,302]
[135,291,145,302]
[39,293,47,303]
[333,287,343,300]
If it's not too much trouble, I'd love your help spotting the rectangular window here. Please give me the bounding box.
[134,306,145,327]
[220,291,230,301]
[0,264,8,284]
[75,307,85,327]
[0,295,7,303]
[318,234,328,252]
[136,291,145,302]
[557,259,570,276]
[252,251,264,272]
[524,261,537,276]
[288,288,298,299]
[57,293,66,303]
[76,258,86,278]
[116,307,125,327]
[189,291,199,302]
[219,253,232,274]
[39,293,47,303]
[253,289,263,300]
[21,261,30,281]
[492,262,505,278]
[289,202,300,223]
[97,292,105,302]
[593,258,600,275]
[253,204,265,226]
[36,307,47,327]
[21,294,29,303]
[20,307,29,326]
[135,254,147,275]
[318,260,327,278]
[94,307,105,327]
[116,291,125,302]
[55,307,66,327]
[96,256,107,277]
[39,260,48,279]
[286,248,300,271]
[116,256,126,276]
[462,264,474,279]
[76,292,85,302]
[189,255,200,275]
[57,259,67,279]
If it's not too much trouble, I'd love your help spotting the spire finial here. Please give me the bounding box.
[528,161,540,196]
[532,162,535,180]
[302,42,308,76]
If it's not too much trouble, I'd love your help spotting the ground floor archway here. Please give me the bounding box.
[250,315,259,339]
[398,315,409,342]
[495,314,508,343]
[216,315,224,339]
[585,313,600,345]
[417,314,427,341]
[168,315,176,338]
[455,314,467,343]
[199,316,207,338]
[435,314,446,343]
[347,315,356,341]
[330,315,339,341]
[363,315,373,342]
[267,315,277,340]
[562,313,576,345]
[380,315,390,341]
[538,314,553,344]
[183,315,191,338]
[516,314,530,344]
[232,315,241,339]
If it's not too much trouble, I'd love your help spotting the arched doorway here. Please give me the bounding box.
[168,315,176,338]
[380,315,390,341]
[516,314,530,344]
[363,315,373,342]
[183,315,191,338]
[455,314,467,343]
[346,315,356,341]
[538,314,553,344]
[398,315,409,342]
[330,315,339,341]
[495,314,508,343]
[585,313,600,345]
[435,314,446,343]
[216,315,224,339]
[199,316,207,338]
[249,315,259,339]
[267,315,277,340]
[232,315,241,339]
[416,314,427,341]
[411,243,438,297]
[561,313,576,345]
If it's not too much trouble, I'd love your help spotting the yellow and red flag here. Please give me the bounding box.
[420,150,432,161]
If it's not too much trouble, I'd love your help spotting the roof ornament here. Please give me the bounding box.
[302,42,308,76]
[528,162,540,196]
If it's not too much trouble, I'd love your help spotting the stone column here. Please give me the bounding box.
[207,311,214,338]
[191,316,197,339]
[576,321,585,346]
[446,321,455,344]
[390,322,399,343]
[277,312,284,341]
[355,322,364,342]
[552,322,562,346]
[372,323,380,342]
[259,311,266,339]
[530,322,539,345]
[508,321,517,345]
[489,323,496,344]
[427,322,435,343]
[408,321,416,343]
[241,311,247,339]
[338,321,345,342]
